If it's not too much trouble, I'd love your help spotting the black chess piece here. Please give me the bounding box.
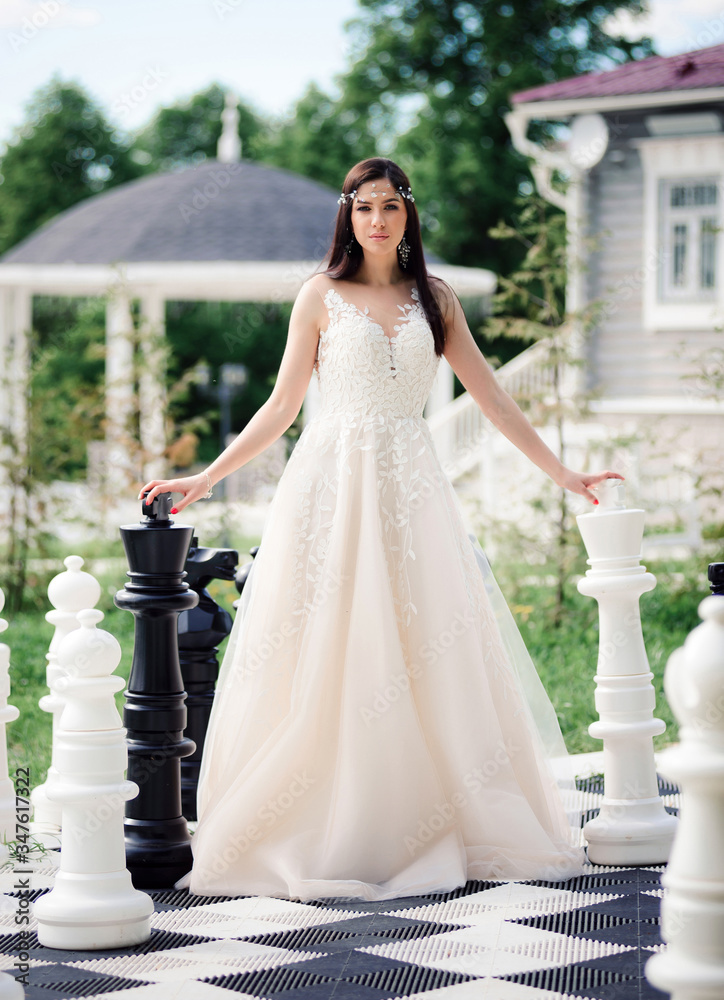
[178,537,238,821]
[708,563,724,596]
[115,492,198,888]
[234,544,259,603]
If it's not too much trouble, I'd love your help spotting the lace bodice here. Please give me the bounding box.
[283,282,462,632]
[312,285,440,419]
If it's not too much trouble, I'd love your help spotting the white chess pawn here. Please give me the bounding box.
[31,556,101,846]
[33,610,153,950]
[0,588,20,864]
[576,478,676,865]
[646,595,724,1000]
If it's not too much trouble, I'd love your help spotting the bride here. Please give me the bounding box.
[139,156,622,902]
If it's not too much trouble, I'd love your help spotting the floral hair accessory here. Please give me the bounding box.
[337,182,415,205]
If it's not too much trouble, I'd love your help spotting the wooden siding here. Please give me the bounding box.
[585,144,722,400]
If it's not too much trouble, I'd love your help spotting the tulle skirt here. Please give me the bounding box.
[175,412,586,901]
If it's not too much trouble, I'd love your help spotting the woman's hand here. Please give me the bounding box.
[556,468,625,506]
[137,472,210,513]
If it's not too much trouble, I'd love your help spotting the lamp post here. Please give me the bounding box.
[194,362,248,502]
[218,363,248,500]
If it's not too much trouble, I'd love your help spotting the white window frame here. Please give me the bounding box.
[659,177,719,301]
[635,134,724,331]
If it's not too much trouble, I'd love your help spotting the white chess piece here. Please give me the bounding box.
[576,478,676,864]
[30,556,101,846]
[33,609,153,949]
[646,595,724,1000]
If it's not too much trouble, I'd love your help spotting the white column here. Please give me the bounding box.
[105,285,136,491]
[138,291,167,482]
[576,478,677,865]
[646,595,724,1000]
[0,287,31,552]
[0,288,13,503]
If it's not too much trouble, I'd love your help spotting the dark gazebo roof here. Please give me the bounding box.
[0,160,341,265]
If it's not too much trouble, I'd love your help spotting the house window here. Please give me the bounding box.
[659,178,719,301]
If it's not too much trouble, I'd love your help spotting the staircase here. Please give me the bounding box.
[427,335,574,480]
[426,336,703,552]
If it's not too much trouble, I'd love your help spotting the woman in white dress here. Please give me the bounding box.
[139,157,623,902]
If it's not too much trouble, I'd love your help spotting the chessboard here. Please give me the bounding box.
[0,775,678,1000]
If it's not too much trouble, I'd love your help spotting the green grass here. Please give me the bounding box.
[506,556,709,754]
[2,551,709,783]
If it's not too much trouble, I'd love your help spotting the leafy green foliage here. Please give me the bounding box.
[481,192,600,623]
[28,297,106,481]
[259,84,374,189]
[0,74,144,255]
[164,299,295,465]
[334,0,655,268]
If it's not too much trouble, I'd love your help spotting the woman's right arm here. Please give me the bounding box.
[139,277,325,511]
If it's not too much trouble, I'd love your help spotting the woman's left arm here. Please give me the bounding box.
[437,282,623,506]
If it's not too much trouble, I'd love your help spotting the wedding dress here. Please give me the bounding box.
[175,281,586,902]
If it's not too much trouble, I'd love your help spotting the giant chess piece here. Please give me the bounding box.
[646,595,724,1000]
[178,537,237,821]
[0,588,19,860]
[31,556,101,846]
[34,610,153,949]
[114,493,197,888]
[234,544,259,602]
[576,478,676,865]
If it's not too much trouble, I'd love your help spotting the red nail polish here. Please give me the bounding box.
[170,507,178,514]
[593,499,599,505]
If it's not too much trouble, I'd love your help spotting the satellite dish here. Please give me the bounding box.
[568,113,610,170]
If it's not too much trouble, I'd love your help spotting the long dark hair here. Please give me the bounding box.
[324,157,446,357]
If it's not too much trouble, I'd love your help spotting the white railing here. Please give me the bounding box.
[427,338,703,551]
[428,336,572,480]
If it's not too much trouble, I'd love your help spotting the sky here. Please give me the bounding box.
[1,0,724,153]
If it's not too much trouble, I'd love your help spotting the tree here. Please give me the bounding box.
[259,83,374,189]
[337,0,656,271]
[132,83,266,171]
[482,193,601,624]
[0,74,143,255]
[0,297,106,611]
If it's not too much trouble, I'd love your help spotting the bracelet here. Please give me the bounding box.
[202,470,213,499]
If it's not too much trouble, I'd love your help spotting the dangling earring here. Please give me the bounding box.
[398,232,411,268]
[345,231,356,256]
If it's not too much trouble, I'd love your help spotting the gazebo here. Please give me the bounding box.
[0,95,495,491]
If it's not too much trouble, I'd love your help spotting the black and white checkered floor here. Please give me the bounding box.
[0,769,678,1000]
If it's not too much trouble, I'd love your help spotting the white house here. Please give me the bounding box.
[430,42,724,549]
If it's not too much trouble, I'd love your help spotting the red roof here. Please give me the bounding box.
[512,42,724,104]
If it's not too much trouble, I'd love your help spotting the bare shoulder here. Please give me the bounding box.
[293,273,332,328]
[305,271,336,299]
